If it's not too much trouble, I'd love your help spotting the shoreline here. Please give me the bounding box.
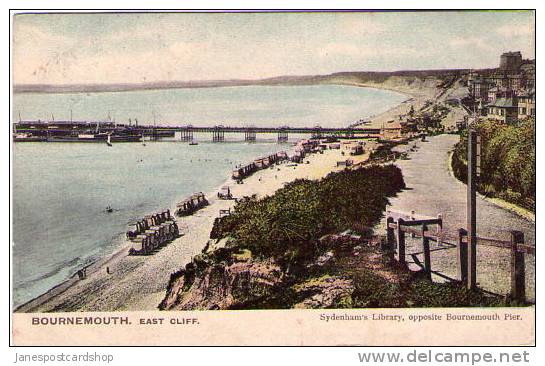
[14,143,290,312]
[13,82,420,312]
[13,80,418,98]
[16,139,374,312]
[338,81,438,129]
[13,69,465,94]
[13,79,428,312]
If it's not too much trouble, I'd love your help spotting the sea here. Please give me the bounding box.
[12,85,407,308]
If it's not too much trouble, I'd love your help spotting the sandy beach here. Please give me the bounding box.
[331,79,437,129]
[338,77,469,130]
[16,140,373,313]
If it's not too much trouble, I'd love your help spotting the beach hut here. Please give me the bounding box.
[349,145,364,156]
[218,186,233,200]
[336,159,354,167]
[129,234,150,255]
[144,215,155,228]
[166,221,180,239]
[254,158,265,168]
[126,221,142,240]
[232,168,243,180]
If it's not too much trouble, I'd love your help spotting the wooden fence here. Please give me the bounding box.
[383,210,535,303]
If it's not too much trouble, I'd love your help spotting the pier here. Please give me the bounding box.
[13,121,381,142]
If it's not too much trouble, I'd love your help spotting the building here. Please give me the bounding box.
[469,78,491,100]
[381,121,402,140]
[520,62,535,90]
[507,74,524,90]
[518,89,535,120]
[488,86,517,104]
[487,72,509,88]
[487,87,500,104]
[500,51,522,72]
[487,97,519,124]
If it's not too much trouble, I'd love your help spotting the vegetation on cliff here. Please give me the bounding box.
[161,164,508,310]
[451,118,535,212]
[210,165,405,263]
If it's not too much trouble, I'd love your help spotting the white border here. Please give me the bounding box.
[2,2,542,365]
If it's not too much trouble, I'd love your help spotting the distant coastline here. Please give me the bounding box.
[13,69,472,94]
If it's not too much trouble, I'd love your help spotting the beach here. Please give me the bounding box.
[339,76,469,130]
[16,140,373,312]
[13,78,463,313]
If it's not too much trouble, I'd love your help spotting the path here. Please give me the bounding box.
[380,134,535,301]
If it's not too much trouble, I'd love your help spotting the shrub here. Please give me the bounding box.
[451,119,535,212]
[210,165,405,262]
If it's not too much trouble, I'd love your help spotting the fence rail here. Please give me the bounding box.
[384,211,534,302]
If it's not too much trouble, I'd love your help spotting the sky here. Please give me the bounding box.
[12,11,535,85]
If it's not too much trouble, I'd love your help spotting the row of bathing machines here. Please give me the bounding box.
[126,192,209,256]
[126,209,180,255]
[126,140,348,256]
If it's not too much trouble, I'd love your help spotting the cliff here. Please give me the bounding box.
[160,253,286,310]
[160,165,504,310]
[160,234,504,310]
[14,69,467,94]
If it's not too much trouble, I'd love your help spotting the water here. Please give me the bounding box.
[12,85,406,308]
[13,85,407,127]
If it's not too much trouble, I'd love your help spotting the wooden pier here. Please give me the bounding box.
[13,121,381,142]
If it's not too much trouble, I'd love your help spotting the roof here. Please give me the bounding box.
[520,63,535,72]
[490,97,517,108]
[518,88,535,98]
[502,51,522,57]
[382,124,402,130]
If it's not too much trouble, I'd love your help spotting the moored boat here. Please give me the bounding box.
[13,133,47,142]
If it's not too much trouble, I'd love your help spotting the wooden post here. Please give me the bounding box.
[467,129,477,289]
[422,224,432,280]
[436,213,443,246]
[396,218,406,265]
[386,217,395,260]
[410,210,416,237]
[510,231,525,302]
[457,228,468,285]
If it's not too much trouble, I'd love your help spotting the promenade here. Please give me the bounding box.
[380,134,535,301]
